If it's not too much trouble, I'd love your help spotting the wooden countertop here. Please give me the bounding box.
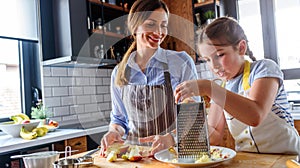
[73,149,297,168]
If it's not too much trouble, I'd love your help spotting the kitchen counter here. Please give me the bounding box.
[292,113,300,120]
[0,125,108,154]
[73,149,297,168]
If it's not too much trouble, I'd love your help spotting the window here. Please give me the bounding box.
[274,0,300,70]
[0,0,41,120]
[238,0,264,60]
[0,39,22,118]
[237,0,300,104]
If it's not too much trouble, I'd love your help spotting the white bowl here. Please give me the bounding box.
[0,120,40,137]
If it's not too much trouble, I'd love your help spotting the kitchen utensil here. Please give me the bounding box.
[11,150,79,159]
[286,154,300,168]
[53,158,80,168]
[176,102,210,162]
[22,151,60,168]
[78,155,93,163]
[53,160,93,168]
[154,146,236,167]
[77,147,99,162]
[286,159,300,168]
[52,146,80,168]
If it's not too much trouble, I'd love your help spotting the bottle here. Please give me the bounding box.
[100,44,105,59]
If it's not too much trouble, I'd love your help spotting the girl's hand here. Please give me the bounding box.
[175,79,212,104]
[139,133,175,155]
[99,131,124,157]
[175,80,200,103]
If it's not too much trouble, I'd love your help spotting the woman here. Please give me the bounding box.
[100,0,198,156]
[175,17,300,154]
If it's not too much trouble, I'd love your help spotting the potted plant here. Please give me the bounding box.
[31,100,52,125]
[203,10,215,24]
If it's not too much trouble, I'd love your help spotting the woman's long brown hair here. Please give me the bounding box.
[115,0,169,86]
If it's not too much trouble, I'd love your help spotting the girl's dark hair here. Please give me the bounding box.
[115,0,169,86]
[198,17,256,61]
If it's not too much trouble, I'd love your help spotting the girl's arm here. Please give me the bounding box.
[207,103,226,145]
[206,78,279,126]
[175,77,279,126]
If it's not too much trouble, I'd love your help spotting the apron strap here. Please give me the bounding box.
[164,71,173,91]
[124,66,131,82]
[242,60,251,91]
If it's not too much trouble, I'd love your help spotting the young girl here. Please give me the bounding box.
[99,0,198,156]
[175,17,300,154]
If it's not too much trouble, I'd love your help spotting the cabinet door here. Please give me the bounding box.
[68,0,90,57]
[65,136,88,154]
[87,0,131,62]
[40,0,89,61]
[54,136,87,157]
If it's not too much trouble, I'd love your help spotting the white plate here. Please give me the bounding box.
[47,126,59,132]
[154,146,236,167]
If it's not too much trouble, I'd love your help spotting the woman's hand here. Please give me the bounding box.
[99,130,124,157]
[139,133,175,155]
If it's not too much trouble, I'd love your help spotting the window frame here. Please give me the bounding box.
[0,0,42,121]
[0,37,41,122]
[234,0,299,80]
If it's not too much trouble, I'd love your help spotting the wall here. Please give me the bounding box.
[196,62,215,80]
[42,63,214,127]
[43,66,112,127]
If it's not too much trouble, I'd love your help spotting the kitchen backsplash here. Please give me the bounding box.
[43,66,112,127]
[42,63,213,127]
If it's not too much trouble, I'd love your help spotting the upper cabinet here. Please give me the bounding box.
[193,0,222,63]
[193,0,221,27]
[87,0,133,63]
[40,0,133,68]
[40,0,214,66]
[40,0,89,61]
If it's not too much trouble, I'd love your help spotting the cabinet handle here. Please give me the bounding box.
[75,142,82,146]
[87,16,91,30]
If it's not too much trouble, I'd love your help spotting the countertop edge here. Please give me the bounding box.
[0,125,109,155]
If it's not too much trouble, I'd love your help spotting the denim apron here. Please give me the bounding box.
[121,62,176,144]
[225,60,300,154]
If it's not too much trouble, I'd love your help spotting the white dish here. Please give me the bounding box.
[154,146,236,167]
[0,120,40,137]
[47,126,59,132]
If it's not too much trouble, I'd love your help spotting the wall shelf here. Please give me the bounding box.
[194,0,219,8]
[88,0,129,12]
[92,29,125,39]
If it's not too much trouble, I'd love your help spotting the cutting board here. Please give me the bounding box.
[73,149,297,168]
[91,157,172,168]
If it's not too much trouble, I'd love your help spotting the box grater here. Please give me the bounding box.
[176,101,210,161]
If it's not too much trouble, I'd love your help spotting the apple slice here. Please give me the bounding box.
[127,145,143,162]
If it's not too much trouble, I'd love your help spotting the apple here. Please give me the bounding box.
[48,120,59,127]
[21,120,30,124]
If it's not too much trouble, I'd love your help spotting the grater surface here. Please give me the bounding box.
[176,102,210,160]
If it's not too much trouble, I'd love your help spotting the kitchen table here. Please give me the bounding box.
[72,149,297,168]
